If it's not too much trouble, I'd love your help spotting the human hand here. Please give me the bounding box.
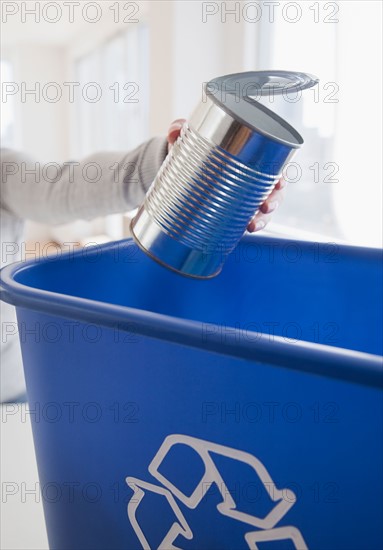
[246,178,285,233]
[167,118,186,151]
[167,119,285,233]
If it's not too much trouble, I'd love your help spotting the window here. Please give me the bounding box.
[74,25,150,157]
[73,26,150,239]
[245,1,382,247]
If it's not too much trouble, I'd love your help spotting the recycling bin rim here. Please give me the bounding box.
[0,235,382,389]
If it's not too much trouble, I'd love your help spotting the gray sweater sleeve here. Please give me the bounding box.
[0,137,168,225]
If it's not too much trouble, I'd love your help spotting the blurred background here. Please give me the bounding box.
[1,0,382,249]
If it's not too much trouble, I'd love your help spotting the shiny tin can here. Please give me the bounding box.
[131,71,318,278]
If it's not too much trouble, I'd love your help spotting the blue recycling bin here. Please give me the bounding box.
[1,235,382,550]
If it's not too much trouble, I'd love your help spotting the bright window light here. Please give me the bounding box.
[245,1,382,248]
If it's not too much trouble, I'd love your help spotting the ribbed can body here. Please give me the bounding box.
[147,123,279,249]
[131,94,301,278]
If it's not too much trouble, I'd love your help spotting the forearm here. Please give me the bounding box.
[0,137,167,225]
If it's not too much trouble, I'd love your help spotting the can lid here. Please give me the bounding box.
[207,70,319,99]
[204,71,319,147]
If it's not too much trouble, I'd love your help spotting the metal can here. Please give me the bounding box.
[131,71,318,278]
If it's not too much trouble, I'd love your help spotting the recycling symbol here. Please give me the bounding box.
[126,434,308,550]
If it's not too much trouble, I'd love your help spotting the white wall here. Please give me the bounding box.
[3,44,69,162]
[146,1,175,135]
[172,1,249,120]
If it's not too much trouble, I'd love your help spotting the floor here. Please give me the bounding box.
[1,404,49,549]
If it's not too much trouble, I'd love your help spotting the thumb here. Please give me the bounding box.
[168,118,186,148]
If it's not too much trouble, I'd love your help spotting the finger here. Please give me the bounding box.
[247,180,286,232]
[168,118,187,147]
[274,178,286,191]
[259,183,286,214]
[247,212,273,233]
